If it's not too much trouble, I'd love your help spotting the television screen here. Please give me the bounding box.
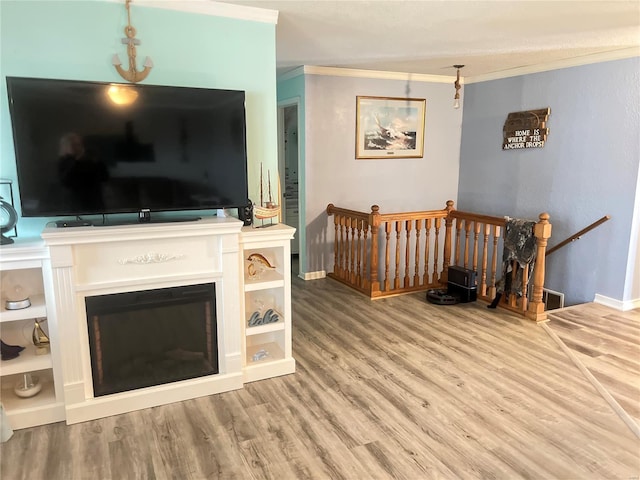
[6,77,249,218]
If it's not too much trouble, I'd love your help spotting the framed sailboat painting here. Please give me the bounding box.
[355,96,426,159]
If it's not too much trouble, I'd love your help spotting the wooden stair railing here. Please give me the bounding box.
[546,215,610,257]
[326,202,453,298]
[447,210,551,321]
[327,201,551,321]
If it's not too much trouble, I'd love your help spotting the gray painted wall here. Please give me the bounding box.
[458,57,640,305]
[304,74,463,274]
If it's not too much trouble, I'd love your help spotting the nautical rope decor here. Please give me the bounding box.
[112,0,153,83]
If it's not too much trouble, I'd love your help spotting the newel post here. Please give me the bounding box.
[441,200,455,284]
[526,212,552,322]
[369,205,381,295]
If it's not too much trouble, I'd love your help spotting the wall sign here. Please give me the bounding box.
[502,108,550,150]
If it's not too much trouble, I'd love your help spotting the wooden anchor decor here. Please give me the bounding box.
[502,108,550,150]
[112,0,153,83]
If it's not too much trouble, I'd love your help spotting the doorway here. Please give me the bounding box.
[278,102,300,275]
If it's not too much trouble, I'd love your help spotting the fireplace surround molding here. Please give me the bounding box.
[41,217,245,424]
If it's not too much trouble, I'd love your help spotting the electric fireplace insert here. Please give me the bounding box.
[85,283,218,397]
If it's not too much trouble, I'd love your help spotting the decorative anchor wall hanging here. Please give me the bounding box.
[112,0,153,83]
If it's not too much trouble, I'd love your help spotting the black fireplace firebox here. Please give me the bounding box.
[85,283,218,397]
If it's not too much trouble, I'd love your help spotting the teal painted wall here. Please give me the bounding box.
[0,0,277,238]
[277,73,306,273]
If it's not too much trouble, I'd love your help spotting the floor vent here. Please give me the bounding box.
[542,288,565,310]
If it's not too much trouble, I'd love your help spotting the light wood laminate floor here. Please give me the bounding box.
[547,303,640,425]
[1,277,638,479]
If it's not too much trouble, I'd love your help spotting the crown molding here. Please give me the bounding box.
[277,48,639,85]
[277,66,306,82]
[107,0,278,24]
[296,65,456,83]
[465,47,640,84]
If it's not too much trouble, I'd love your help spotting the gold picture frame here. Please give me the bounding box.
[355,96,426,159]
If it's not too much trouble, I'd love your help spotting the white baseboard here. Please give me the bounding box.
[301,270,326,281]
[594,294,640,312]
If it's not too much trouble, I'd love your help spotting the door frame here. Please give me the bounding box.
[277,98,302,270]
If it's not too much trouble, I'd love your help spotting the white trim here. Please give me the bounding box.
[594,294,640,312]
[106,0,279,24]
[623,158,640,301]
[277,96,301,109]
[302,270,326,281]
[277,98,302,257]
[465,47,639,84]
[298,66,457,84]
[277,48,639,85]
[278,66,306,82]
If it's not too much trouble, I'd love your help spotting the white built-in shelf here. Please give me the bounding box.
[245,341,285,365]
[2,373,65,428]
[0,345,52,376]
[240,224,295,384]
[0,241,65,429]
[0,294,46,322]
[245,316,285,336]
[244,271,285,291]
[244,343,295,383]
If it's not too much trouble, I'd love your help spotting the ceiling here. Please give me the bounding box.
[219,0,640,79]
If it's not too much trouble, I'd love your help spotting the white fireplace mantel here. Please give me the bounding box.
[41,217,245,424]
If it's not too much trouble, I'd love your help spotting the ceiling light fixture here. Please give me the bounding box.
[453,64,464,109]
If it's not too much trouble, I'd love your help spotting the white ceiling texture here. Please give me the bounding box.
[218,0,640,81]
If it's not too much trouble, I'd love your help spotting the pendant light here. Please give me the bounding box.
[453,65,465,109]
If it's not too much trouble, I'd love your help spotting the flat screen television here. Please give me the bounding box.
[6,77,249,221]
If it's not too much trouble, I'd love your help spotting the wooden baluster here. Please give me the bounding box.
[339,215,346,278]
[350,218,357,284]
[362,221,369,290]
[414,219,421,286]
[526,213,552,322]
[433,217,441,284]
[480,224,490,296]
[345,217,350,279]
[454,219,462,266]
[336,215,343,277]
[509,259,518,307]
[472,221,481,273]
[423,218,432,285]
[488,225,501,300]
[356,219,363,287]
[521,263,529,312]
[333,212,340,277]
[404,221,411,288]
[394,221,402,290]
[463,220,472,269]
[369,206,381,295]
[442,200,455,284]
[384,221,392,292]
[344,217,351,282]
